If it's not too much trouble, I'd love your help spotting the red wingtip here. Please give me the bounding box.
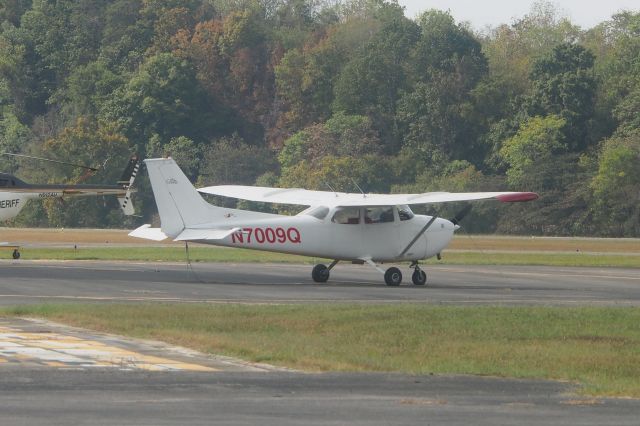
[496,192,539,203]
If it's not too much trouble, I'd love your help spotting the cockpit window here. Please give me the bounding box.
[332,207,360,224]
[364,207,394,224]
[307,206,329,220]
[398,205,414,221]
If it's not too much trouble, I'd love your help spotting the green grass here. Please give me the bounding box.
[13,246,323,263]
[4,303,640,397]
[426,251,640,268]
[11,246,640,268]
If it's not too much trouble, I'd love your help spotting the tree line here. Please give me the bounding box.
[0,0,638,236]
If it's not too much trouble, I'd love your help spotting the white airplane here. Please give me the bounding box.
[130,158,538,286]
[1,155,140,258]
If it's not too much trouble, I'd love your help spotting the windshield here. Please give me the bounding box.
[306,206,329,220]
[398,205,414,221]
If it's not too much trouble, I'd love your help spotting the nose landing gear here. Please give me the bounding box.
[410,262,427,285]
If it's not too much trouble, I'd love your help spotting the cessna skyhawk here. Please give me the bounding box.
[1,155,140,258]
[131,158,537,286]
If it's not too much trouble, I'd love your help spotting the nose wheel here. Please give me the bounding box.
[411,268,426,285]
[410,262,427,285]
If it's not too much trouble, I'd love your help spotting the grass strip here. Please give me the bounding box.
[12,247,319,263]
[10,246,640,268]
[4,303,640,397]
[450,236,640,253]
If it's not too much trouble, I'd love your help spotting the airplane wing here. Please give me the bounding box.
[198,185,538,207]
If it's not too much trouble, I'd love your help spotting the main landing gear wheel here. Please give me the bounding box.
[384,267,402,286]
[412,268,427,285]
[12,249,20,260]
[312,264,330,283]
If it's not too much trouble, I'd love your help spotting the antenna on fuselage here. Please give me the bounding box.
[323,181,339,197]
[350,178,366,198]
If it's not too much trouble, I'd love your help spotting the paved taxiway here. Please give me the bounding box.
[1,317,639,426]
[1,316,639,426]
[1,260,639,306]
[4,368,640,425]
[2,260,640,424]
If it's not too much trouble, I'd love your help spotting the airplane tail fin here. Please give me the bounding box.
[144,157,225,238]
[117,154,140,216]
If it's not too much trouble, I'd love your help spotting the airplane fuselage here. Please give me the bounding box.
[183,207,455,262]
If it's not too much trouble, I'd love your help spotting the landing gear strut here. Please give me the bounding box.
[311,260,339,283]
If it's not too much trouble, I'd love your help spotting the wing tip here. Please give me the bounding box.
[496,192,539,203]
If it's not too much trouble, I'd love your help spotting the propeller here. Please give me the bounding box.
[450,204,473,226]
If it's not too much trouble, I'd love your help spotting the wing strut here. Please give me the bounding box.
[398,216,438,258]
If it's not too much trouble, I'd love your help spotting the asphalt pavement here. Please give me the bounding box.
[1,260,639,425]
[3,366,640,425]
[1,260,639,306]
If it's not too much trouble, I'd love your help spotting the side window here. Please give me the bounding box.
[307,206,329,220]
[365,207,394,224]
[398,205,414,221]
[332,207,360,224]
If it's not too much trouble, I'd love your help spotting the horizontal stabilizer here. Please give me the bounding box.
[174,228,239,241]
[128,224,168,241]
